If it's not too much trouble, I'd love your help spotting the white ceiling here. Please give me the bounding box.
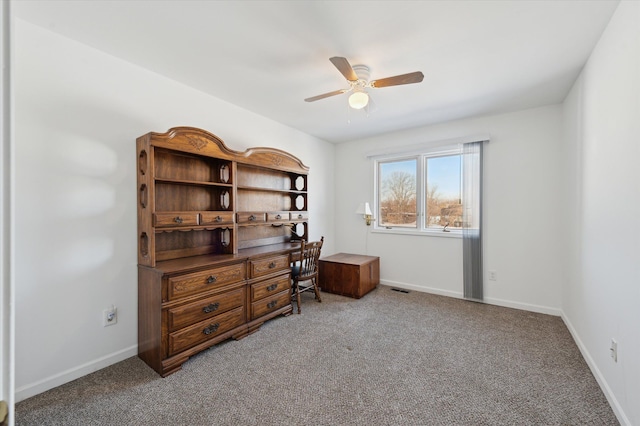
[13,0,619,143]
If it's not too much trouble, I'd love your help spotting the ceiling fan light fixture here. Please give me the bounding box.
[305,57,423,111]
[348,91,369,110]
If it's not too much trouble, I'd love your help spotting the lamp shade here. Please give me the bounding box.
[348,91,369,110]
[355,202,372,215]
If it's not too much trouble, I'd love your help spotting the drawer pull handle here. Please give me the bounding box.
[268,261,276,269]
[267,300,278,309]
[215,215,223,222]
[202,302,220,314]
[206,276,217,284]
[298,214,303,219]
[203,323,220,335]
[249,214,257,222]
[266,284,278,292]
[275,214,282,220]
[174,216,183,224]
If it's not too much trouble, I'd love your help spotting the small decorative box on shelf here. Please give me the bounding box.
[318,253,380,299]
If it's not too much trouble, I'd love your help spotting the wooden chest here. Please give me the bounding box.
[318,253,380,299]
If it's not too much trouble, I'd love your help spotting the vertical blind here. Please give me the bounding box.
[462,141,483,301]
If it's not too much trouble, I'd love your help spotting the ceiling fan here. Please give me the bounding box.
[304,56,424,110]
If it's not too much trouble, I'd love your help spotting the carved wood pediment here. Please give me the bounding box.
[145,127,308,173]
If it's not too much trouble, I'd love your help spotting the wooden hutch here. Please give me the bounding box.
[137,127,309,376]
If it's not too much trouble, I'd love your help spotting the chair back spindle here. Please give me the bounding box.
[291,237,324,314]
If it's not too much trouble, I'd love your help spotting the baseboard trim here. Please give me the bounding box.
[561,313,630,426]
[379,280,561,316]
[482,296,561,316]
[380,279,464,299]
[15,345,137,402]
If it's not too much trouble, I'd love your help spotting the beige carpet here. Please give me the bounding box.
[16,285,619,425]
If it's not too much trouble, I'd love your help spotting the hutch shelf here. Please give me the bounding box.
[137,127,309,376]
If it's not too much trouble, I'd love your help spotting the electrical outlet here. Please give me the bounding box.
[610,339,617,362]
[488,270,497,281]
[103,306,117,327]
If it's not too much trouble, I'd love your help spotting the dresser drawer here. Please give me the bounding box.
[167,287,244,332]
[167,263,246,301]
[267,211,289,222]
[250,290,290,320]
[251,274,290,302]
[168,306,245,355]
[249,254,290,278]
[237,212,266,224]
[290,211,308,221]
[154,212,199,227]
[200,211,234,225]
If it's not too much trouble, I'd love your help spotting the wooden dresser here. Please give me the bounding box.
[137,127,309,376]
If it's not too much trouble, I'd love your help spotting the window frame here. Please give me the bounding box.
[373,145,463,238]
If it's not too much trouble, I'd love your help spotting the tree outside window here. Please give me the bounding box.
[378,159,417,228]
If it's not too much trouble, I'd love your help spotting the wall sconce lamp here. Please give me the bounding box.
[355,202,373,226]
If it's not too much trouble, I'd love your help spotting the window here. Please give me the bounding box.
[425,154,462,230]
[375,146,463,235]
[378,158,417,229]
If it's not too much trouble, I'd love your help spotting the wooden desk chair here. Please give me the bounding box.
[291,237,324,314]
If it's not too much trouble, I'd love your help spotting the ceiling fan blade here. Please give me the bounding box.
[304,89,347,102]
[370,71,424,88]
[329,57,359,82]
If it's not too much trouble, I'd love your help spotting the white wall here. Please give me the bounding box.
[1,1,15,423]
[13,20,335,401]
[561,2,640,425]
[335,105,565,315]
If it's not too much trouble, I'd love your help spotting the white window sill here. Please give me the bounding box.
[370,227,462,239]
